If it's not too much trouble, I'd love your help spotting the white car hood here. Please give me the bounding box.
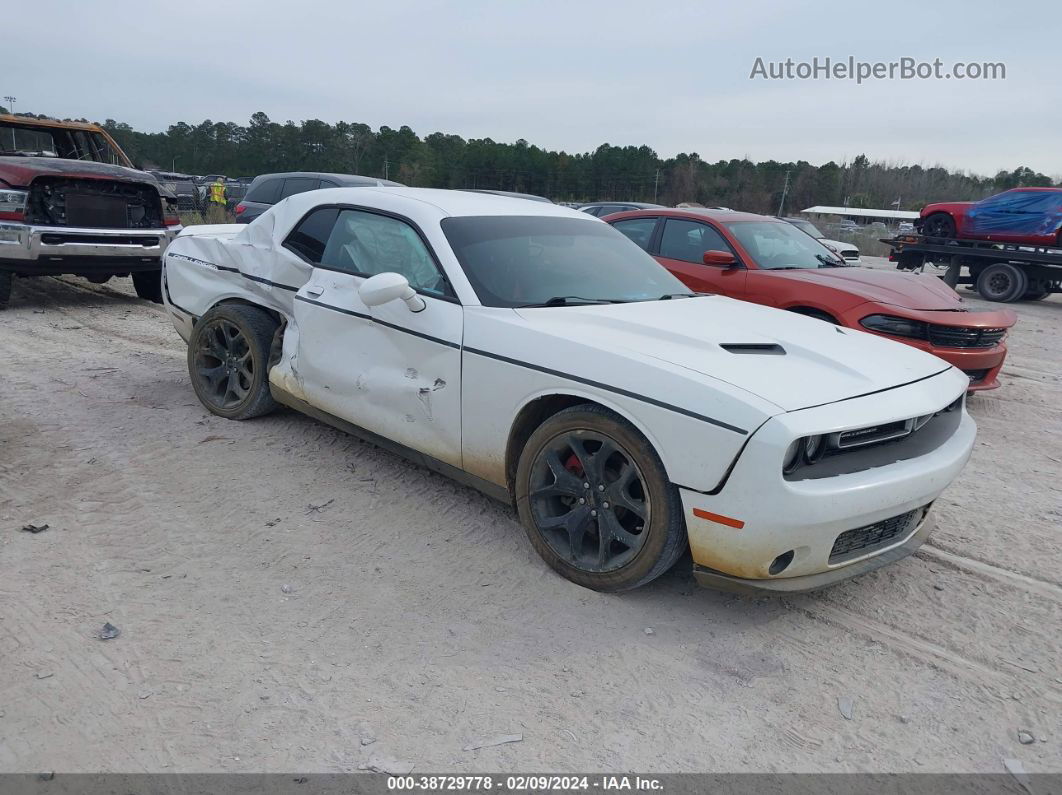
[513,297,949,412]
[819,238,859,254]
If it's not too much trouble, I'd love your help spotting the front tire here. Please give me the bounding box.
[788,307,838,324]
[187,303,279,420]
[514,404,687,591]
[922,213,956,239]
[132,270,163,303]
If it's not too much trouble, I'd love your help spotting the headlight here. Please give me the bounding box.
[782,434,827,474]
[804,434,825,463]
[0,189,28,220]
[860,314,928,339]
[782,439,802,474]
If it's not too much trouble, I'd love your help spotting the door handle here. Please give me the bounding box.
[304,285,324,297]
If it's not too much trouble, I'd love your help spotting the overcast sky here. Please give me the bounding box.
[7,0,1060,177]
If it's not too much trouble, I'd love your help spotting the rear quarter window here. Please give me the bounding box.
[281,177,319,199]
[245,178,283,205]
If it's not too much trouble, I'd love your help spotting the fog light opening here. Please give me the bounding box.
[769,550,795,576]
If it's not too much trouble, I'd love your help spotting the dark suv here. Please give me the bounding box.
[235,172,402,223]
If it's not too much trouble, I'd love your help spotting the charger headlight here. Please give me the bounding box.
[860,314,928,340]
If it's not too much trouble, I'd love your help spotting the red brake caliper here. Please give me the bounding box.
[564,453,584,478]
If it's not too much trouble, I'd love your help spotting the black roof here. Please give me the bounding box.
[250,171,404,187]
[581,201,664,209]
[461,189,553,203]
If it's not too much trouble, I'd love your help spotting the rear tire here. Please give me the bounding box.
[515,404,687,591]
[923,213,956,239]
[976,263,1028,302]
[187,303,279,420]
[132,270,163,303]
[0,272,11,309]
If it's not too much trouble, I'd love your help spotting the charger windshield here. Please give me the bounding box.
[441,215,689,307]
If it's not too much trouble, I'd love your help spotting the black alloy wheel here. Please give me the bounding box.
[528,430,651,573]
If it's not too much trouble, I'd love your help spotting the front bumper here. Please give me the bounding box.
[883,337,1007,392]
[680,370,975,591]
[0,222,179,275]
[693,510,934,593]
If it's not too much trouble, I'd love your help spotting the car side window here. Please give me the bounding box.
[284,208,341,263]
[245,178,283,205]
[318,179,339,189]
[320,209,452,297]
[660,219,732,263]
[611,217,658,251]
[281,177,319,199]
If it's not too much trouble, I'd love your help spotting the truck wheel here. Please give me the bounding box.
[976,263,1028,302]
[515,404,687,592]
[923,213,956,239]
[187,303,279,420]
[1022,279,1051,301]
[132,271,163,303]
[0,272,11,309]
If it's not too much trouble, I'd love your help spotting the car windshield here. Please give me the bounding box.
[441,215,690,307]
[725,220,844,269]
[788,219,824,238]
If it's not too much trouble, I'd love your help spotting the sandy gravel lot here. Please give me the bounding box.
[1,263,1060,775]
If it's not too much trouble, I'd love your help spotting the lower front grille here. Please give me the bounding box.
[829,508,924,564]
[963,368,990,384]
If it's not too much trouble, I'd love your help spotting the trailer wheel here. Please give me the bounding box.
[1022,279,1051,301]
[0,272,12,310]
[976,263,1028,302]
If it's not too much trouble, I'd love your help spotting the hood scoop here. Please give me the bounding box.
[719,343,786,355]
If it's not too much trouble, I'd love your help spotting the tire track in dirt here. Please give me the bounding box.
[920,545,1062,601]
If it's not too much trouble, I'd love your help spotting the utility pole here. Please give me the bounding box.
[776,169,791,217]
[653,169,660,203]
[3,96,15,150]
[383,156,389,181]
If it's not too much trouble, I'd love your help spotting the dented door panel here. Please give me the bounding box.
[291,268,463,467]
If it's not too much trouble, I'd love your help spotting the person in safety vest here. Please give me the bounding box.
[209,177,227,207]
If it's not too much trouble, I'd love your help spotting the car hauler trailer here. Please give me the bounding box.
[884,234,1062,302]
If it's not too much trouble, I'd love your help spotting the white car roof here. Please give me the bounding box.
[239,186,598,249]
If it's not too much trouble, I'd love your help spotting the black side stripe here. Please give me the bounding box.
[293,295,460,349]
[464,347,748,435]
[292,296,747,436]
[215,265,298,292]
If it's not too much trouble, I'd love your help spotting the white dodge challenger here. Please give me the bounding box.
[162,188,975,592]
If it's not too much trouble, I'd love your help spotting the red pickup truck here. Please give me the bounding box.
[0,114,182,308]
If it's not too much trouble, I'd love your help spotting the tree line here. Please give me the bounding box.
[5,108,1057,213]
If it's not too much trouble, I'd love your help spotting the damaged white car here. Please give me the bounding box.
[163,188,975,592]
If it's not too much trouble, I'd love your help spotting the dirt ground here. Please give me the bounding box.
[1,260,1059,775]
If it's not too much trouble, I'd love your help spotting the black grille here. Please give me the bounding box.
[829,508,922,563]
[963,368,990,384]
[927,325,1006,349]
[40,233,159,246]
[27,177,164,229]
